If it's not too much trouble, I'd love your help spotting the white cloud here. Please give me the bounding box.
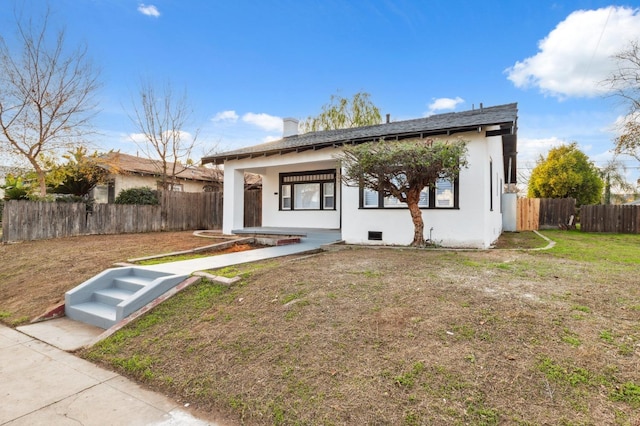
[211,110,239,123]
[126,130,195,146]
[506,6,640,98]
[242,112,282,132]
[138,4,160,17]
[263,135,280,143]
[518,136,566,166]
[425,97,464,116]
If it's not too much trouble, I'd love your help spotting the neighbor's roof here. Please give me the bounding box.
[100,152,222,182]
[202,103,518,165]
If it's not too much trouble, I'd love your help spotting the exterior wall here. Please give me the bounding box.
[341,131,503,248]
[222,131,506,248]
[483,130,507,246]
[221,149,341,233]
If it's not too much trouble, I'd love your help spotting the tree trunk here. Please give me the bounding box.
[406,188,425,247]
[30,160,47,198]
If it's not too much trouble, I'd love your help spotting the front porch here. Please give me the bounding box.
[232,227,342,246]
[222,154,342,234]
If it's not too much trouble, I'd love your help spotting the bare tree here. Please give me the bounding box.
[129,79,199,190]
[606,41,640,161]
[607,40,640,114]
[0,8,100,197]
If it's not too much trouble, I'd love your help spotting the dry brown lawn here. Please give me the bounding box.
[73,231,640,425]
[0,231,214,325]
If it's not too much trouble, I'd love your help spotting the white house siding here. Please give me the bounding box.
[341,131,504,248]
[223,132,506,248]
[222,150,341,234]
[483,130,507,246]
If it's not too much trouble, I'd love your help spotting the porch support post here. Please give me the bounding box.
[222,166,245,234]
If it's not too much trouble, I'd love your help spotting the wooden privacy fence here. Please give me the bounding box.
[580,204,640,233]
[2,191,224,243]
[159,191,223,231]
[517,198,576,231]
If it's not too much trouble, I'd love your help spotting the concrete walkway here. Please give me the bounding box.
[0,324,218,425]
[3,228,341,425]
[139,228,342,275]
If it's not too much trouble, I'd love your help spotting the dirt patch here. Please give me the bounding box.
[0,231,218,325]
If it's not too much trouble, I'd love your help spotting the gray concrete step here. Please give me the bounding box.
[65,302,117,329]
[113,276,152,292]
[93,287,135,305]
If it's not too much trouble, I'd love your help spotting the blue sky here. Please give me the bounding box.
[2,0,640,185]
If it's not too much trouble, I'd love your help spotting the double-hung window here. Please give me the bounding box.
[280,169,336,211]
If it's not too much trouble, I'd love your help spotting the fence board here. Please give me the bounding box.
[516,198,540,231]
[1,190,225,242]
[581,205,640,233]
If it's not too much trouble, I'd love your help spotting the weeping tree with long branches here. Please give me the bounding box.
[340,138,468,247]
[300,92,381,133]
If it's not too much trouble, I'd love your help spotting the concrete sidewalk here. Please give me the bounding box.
[0,324,219,425]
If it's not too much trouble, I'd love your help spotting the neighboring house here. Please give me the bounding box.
[93,152,223,203]
[202,103,518,248]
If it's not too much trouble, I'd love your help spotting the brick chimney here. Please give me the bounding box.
[283,117,299,137]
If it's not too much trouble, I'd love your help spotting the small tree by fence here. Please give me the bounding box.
[2,191,223,242]
[517,198,576,231]
[580,205,640,233]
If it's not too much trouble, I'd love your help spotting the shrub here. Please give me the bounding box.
[114,187,159,205]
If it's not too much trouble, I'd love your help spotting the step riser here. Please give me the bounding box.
[113,278,147,292]
[66,305,116,329]
[93,292,127,306]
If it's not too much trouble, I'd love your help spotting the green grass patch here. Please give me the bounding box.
[600,330,614,343]
[394,361,425,388]
[111,354,155,380]
[536,356,592,387]
[542,231,640,266]
[571,305,591,313]
[610,382,640,407]
[136,252,215,265]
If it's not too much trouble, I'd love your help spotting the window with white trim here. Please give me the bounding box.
[279,169,336,211]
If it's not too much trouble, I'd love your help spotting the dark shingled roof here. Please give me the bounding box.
[202,103,518,165]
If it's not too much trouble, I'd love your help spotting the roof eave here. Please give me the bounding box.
[201,121,515,166]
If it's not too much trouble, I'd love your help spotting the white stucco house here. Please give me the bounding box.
[202,103,518,248]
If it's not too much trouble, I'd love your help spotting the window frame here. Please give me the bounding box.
[279,169,337,211]
[359,177,459,209]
